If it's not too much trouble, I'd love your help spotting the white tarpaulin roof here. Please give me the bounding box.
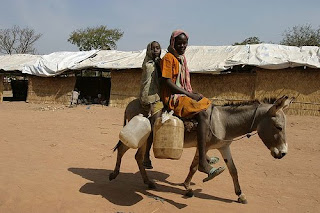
[0,44,319,76]
[0,54,41,72]
[0,50,97,77]
[73,49,148,70]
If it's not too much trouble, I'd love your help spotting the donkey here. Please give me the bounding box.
[109,95,293,204]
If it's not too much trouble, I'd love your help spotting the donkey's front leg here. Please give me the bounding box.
[183,151,199,197]
[219,146,248,204]
[135,142,156,189]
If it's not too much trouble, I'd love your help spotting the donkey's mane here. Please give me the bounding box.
[223,97,276,107]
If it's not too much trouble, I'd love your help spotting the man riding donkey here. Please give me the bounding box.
[141,30,225,182]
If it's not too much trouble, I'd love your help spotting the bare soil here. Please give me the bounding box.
[0,102,319,213]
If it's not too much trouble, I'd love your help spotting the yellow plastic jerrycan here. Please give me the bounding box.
[153,111,184,159]
[119,114,151,149]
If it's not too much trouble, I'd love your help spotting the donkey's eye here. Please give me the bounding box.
[275,126,283,131]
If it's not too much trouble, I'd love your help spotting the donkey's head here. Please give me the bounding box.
[257,96,293,159]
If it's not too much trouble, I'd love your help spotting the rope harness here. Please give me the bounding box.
[208,104,261,142]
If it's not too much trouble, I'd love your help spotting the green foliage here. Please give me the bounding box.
[68,25,124,51]
[233,36,263,45]
[280,24,320,47]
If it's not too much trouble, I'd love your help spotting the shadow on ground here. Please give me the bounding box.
[68,168,234,209]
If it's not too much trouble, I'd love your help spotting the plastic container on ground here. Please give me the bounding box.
[153,113,184,160]
[119,114,151,149]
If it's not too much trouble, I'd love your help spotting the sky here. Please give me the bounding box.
[1,0,319,55]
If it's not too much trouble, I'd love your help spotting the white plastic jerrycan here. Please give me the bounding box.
[119,114,151,149]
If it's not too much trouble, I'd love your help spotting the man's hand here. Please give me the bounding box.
[189,93,203,101]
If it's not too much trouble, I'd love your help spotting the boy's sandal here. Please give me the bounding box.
[208,156,219,165]
[203,166,225,182]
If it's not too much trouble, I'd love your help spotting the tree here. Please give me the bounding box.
[68,25,124,51]
[280,24,320,47]
[233,36,263,45]
[0,25,42,54]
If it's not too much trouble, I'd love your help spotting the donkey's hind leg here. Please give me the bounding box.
[109,140,129,181]
[135,142,156,189]
[183,151,199,197]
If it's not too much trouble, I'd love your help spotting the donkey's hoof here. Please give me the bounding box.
[109,172,117,181]
[185,189,194,197]
[143,160,153,169]
[238,194,248,204]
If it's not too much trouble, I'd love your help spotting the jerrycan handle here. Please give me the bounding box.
[161,110,174,123]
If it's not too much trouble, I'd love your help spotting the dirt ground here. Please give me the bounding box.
[0,102,319,213]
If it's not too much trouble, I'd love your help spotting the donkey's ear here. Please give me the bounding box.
[282,97,295,110]
[268,95,290,116]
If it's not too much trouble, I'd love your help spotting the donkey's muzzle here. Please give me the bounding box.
[270,145,288,159]
[273,151,287,159]
[276,152,286,159]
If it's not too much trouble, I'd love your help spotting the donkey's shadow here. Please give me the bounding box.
[68,168,234,209]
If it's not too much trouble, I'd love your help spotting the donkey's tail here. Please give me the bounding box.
[112,140,122,152]
[112,111,128,152]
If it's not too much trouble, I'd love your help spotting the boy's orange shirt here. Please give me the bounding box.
[160,52,180,106]
[160,52,211,118]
